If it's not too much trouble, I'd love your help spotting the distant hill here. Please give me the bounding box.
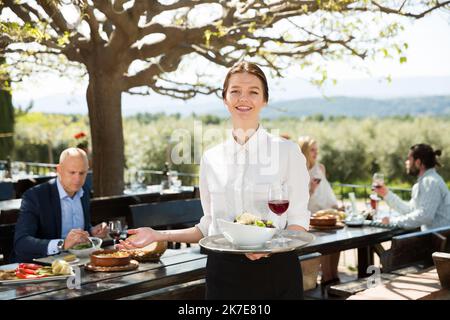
[262,96,450,118]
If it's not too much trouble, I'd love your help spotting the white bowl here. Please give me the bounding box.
[217,219,277,248]
[68,237,103,257]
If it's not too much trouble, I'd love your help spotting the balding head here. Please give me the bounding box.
[57,148,89,197]
[59,147,88,166]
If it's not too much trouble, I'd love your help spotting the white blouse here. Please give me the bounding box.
[308,163,338,213]
[196,126,311,237]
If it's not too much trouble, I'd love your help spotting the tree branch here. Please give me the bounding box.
[37,0,71,33]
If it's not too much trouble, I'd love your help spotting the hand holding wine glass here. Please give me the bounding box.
[268,182,290,243]
[372,172,384,190]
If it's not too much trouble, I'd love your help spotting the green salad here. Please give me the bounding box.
[235,212,275,228]
[71,242,93,250]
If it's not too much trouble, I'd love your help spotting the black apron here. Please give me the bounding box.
[205,250,303,300]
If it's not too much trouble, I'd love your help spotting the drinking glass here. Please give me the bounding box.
[108,220,122,247]
[268,183,290,243]
[370,172,384,213]
[372,173,384,189]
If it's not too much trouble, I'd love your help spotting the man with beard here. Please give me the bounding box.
[374,144,450,230]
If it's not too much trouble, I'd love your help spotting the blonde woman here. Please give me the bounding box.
[298,136,341,287]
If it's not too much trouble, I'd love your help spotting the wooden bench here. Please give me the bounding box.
[129,199,204,249]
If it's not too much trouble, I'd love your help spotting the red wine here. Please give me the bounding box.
[268,200,289,215]
[109,230,121,240]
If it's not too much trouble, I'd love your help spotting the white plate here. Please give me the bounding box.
[0,274,73,285]
[0,264,74,285]
[34,255,86,266]
[199,230,315,254]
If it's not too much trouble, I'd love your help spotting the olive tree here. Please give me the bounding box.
[1,0,448,195]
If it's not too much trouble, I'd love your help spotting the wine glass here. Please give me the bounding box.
[268,182,290,244]
[108,220,122,247]
[372,173,384,189]
[371,172,384,217]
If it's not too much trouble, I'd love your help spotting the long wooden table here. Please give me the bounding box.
[0,224,412,300]
[301,224,411,277]
[0,248,207,300]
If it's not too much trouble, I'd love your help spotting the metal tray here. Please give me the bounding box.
[199,230,315,254]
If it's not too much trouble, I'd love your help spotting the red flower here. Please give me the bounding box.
[74,132,87,139]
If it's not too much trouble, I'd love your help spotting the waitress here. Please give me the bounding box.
[118,61,311,299]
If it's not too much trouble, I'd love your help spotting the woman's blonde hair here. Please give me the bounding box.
[298,136,317,170]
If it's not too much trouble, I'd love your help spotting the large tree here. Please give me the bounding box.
[1,0,448,196]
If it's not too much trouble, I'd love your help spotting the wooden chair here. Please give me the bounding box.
[129,199,203,249]
[13,176,53,199]
[0,182,14,201]
[0,223,15,265]
[378,226,450,273]
[432,252,450,289]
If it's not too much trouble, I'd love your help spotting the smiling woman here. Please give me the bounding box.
[117,61,311,300]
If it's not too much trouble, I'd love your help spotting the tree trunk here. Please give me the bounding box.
[86,68,125,197]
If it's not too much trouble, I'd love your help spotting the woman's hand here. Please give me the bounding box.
[309,178,320,195]
[116,227,162,250]
[245,253,271,261]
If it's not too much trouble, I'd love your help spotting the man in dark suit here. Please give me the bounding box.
[11,148,107,262]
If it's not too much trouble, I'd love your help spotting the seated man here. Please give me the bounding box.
[374,143,450,230]
[11,148,108,262]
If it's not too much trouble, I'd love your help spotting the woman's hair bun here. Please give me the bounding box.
[435,149,442,156]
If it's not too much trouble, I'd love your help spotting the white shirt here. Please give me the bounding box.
[196,126,311,237]
[308,163,338,213]
[385,168,450,230]
[47,178,85,255]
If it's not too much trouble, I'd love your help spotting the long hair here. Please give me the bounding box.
[410,144,442,169]
[298,136,317,170]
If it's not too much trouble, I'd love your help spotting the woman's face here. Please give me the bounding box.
[310,143,318,162]
[223,72,267,124]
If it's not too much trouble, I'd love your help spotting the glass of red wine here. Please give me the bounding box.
[268,182,290,244]
[108,220,122,247]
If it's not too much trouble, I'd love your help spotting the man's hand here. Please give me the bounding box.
[374,183,389,198]
[381,217,390,225]
[91,222,108,238]
[309,178,321,195]
[64,229,90,249]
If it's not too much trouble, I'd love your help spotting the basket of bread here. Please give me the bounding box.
[125,241,168,262]
[310,209,346,227]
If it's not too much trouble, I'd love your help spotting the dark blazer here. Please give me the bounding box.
[11,178,91,263]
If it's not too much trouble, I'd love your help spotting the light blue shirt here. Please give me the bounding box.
[47,178,85,255]
[385,168,450,230]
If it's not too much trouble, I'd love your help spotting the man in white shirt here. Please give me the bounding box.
[374,144,450,230]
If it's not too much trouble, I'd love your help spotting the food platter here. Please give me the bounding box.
[0,263,74,285]
[199,230,315,254]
